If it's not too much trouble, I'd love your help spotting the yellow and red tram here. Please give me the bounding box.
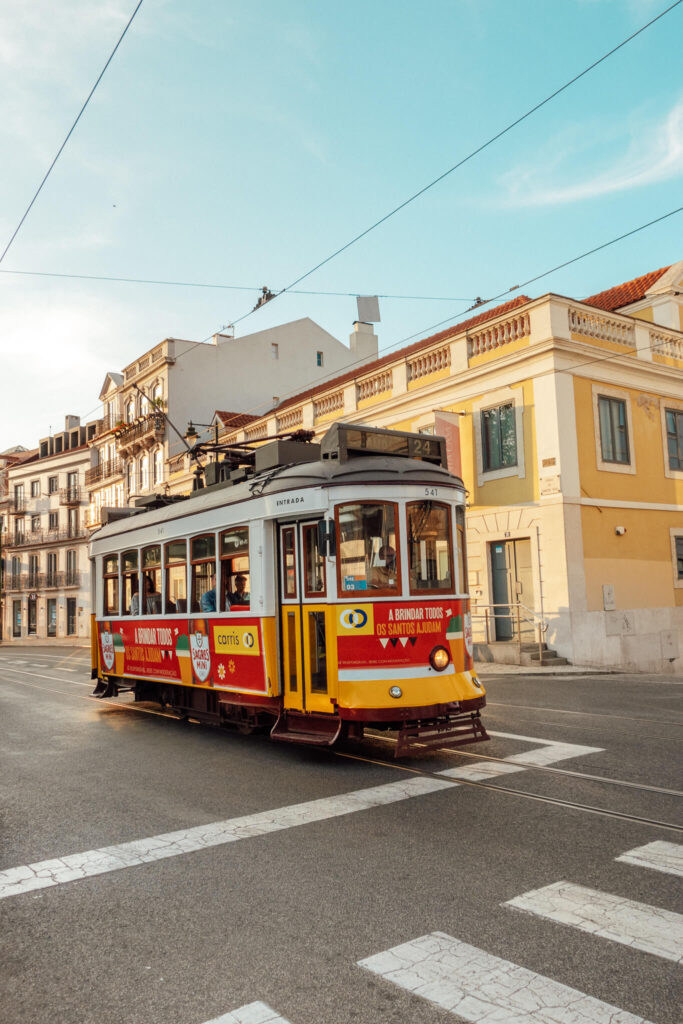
[90,423,488,756]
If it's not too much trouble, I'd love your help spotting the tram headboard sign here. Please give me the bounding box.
[321,423,446,466]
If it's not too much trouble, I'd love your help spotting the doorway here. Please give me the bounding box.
[278,520,335,715]
[489,538,534,640]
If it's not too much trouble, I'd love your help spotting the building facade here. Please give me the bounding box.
[3,418,97,642]
[217,264,683,673]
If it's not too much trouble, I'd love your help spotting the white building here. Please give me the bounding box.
[4,417,97,642]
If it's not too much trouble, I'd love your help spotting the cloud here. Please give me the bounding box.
[499,98,683,207]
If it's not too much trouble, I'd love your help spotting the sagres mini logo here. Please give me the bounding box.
[336,604,374,635]
[101,631,115,671]
[190,631,211,682]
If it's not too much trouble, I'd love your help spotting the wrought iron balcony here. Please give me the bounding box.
[3,526,87,549]
[85,457,123,486]
[115,412,165,456]
[5,573,22,591]
[59,486,82,506]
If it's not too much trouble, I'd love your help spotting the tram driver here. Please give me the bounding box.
[371,544,396,589]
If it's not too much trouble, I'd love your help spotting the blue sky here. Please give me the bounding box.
[1,0,681,451]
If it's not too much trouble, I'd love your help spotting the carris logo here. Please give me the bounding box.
[340,608,368,629]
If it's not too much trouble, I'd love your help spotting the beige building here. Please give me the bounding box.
[3,417,97,642]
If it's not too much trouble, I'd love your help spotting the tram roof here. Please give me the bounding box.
[90,454,465,546]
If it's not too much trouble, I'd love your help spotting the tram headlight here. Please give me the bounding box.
[389,686,402,699]
[429,646,450,672]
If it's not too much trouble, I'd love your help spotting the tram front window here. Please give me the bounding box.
[407,501,453,594]
[337,502,399,594]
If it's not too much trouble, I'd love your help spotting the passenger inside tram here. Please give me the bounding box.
[143,573,161,614]
[228,572,250,607]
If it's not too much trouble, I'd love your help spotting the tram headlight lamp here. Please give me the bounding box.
[429,646,450,672]
[389,686,402,699]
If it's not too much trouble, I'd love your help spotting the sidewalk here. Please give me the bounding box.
[473,660,621,677]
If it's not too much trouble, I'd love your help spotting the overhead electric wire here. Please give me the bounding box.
[0,1,144,267]
[160,203,683,431]
[0,267,471,302]
[214,0,683,336]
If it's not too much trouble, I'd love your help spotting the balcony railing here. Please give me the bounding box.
[59,486,81,506]
[115,412,165,453]
[407,344,451,382]
[6,573,22,590]
[568,308,635,348]
[313,392,344,420]
[357,370,392,402]
[85,457,123,485]
[277,407,305,431]
[3,526,87,548]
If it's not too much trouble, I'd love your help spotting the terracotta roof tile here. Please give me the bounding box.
[215,410,259,429]
[274,295,531,415]
[583,266,670,312]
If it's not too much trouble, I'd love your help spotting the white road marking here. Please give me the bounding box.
[358,932,654,1023]
[438,732,603,781]
[204,1002,290,1023]
[616,841,683,878]
[0,776,451,901]
[506,882,683,963]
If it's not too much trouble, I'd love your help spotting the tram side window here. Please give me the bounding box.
[406,501,453,594]
[220,527,250,610]
[303,523,326,597]
[336,502,400,594]
[165,540,187,613]
[141,545,162,614]
[191,534,216,613]
[122,550,139,615]
[455,506,467,595]
[103,555,119,616]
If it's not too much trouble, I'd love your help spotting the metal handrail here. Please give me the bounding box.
[470,601,548,665]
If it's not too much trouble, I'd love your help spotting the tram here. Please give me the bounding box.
[89,422,488,757]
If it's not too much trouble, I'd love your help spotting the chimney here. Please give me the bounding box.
[349,321,378,364]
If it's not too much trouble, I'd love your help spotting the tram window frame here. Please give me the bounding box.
[190,533,216,614]
[121,549,139,616]
[281,527,297,599]
[302,523,326,598]
[103,555,119,616]
[335,501,401,597]
[219,526,250,611]
[141,545,162,615]
[455,506,467,596]
[406,501,454,596]
[164,539,188,614]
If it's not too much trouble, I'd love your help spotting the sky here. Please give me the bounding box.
[1,0,682,452]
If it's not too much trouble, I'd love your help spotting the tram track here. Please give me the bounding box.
[3,665,682,833]
[333,748,683,834]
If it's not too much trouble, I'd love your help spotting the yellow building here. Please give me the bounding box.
[215,264,683,673]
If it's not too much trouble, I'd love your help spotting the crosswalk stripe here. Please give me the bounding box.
[616,841,683,878]
[204,1002,290,1023]
[438,734,603,781]
[358,931,654,1023]
[506,882,683,962]
[0,776,451,901]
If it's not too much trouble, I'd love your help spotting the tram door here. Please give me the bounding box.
[279,521,335,715]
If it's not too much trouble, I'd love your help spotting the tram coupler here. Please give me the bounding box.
[395,712,489,758]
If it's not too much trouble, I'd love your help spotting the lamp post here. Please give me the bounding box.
[185,420,219,462]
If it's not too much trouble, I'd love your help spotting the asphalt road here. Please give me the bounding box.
[1,647,681,1024]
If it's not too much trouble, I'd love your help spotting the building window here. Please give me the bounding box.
[49,511,58,531]
[28,554,39,586]
[153,448,163,485]
[139,454,149,491]
[47,552,57,588]
[316,351,324,367]
[66,549,77,586]
[126,398,136,423]
[30,480,40,497]
[598,395,630,465]
[665,409,683,471]
[47,598,57,637]
[31,515,40,533]
[673,531,683,589]
[271,343,279,359]
[481,403,517,472]
[48,476,58,494]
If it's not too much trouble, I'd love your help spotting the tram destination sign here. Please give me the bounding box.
[321,423,446,466]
